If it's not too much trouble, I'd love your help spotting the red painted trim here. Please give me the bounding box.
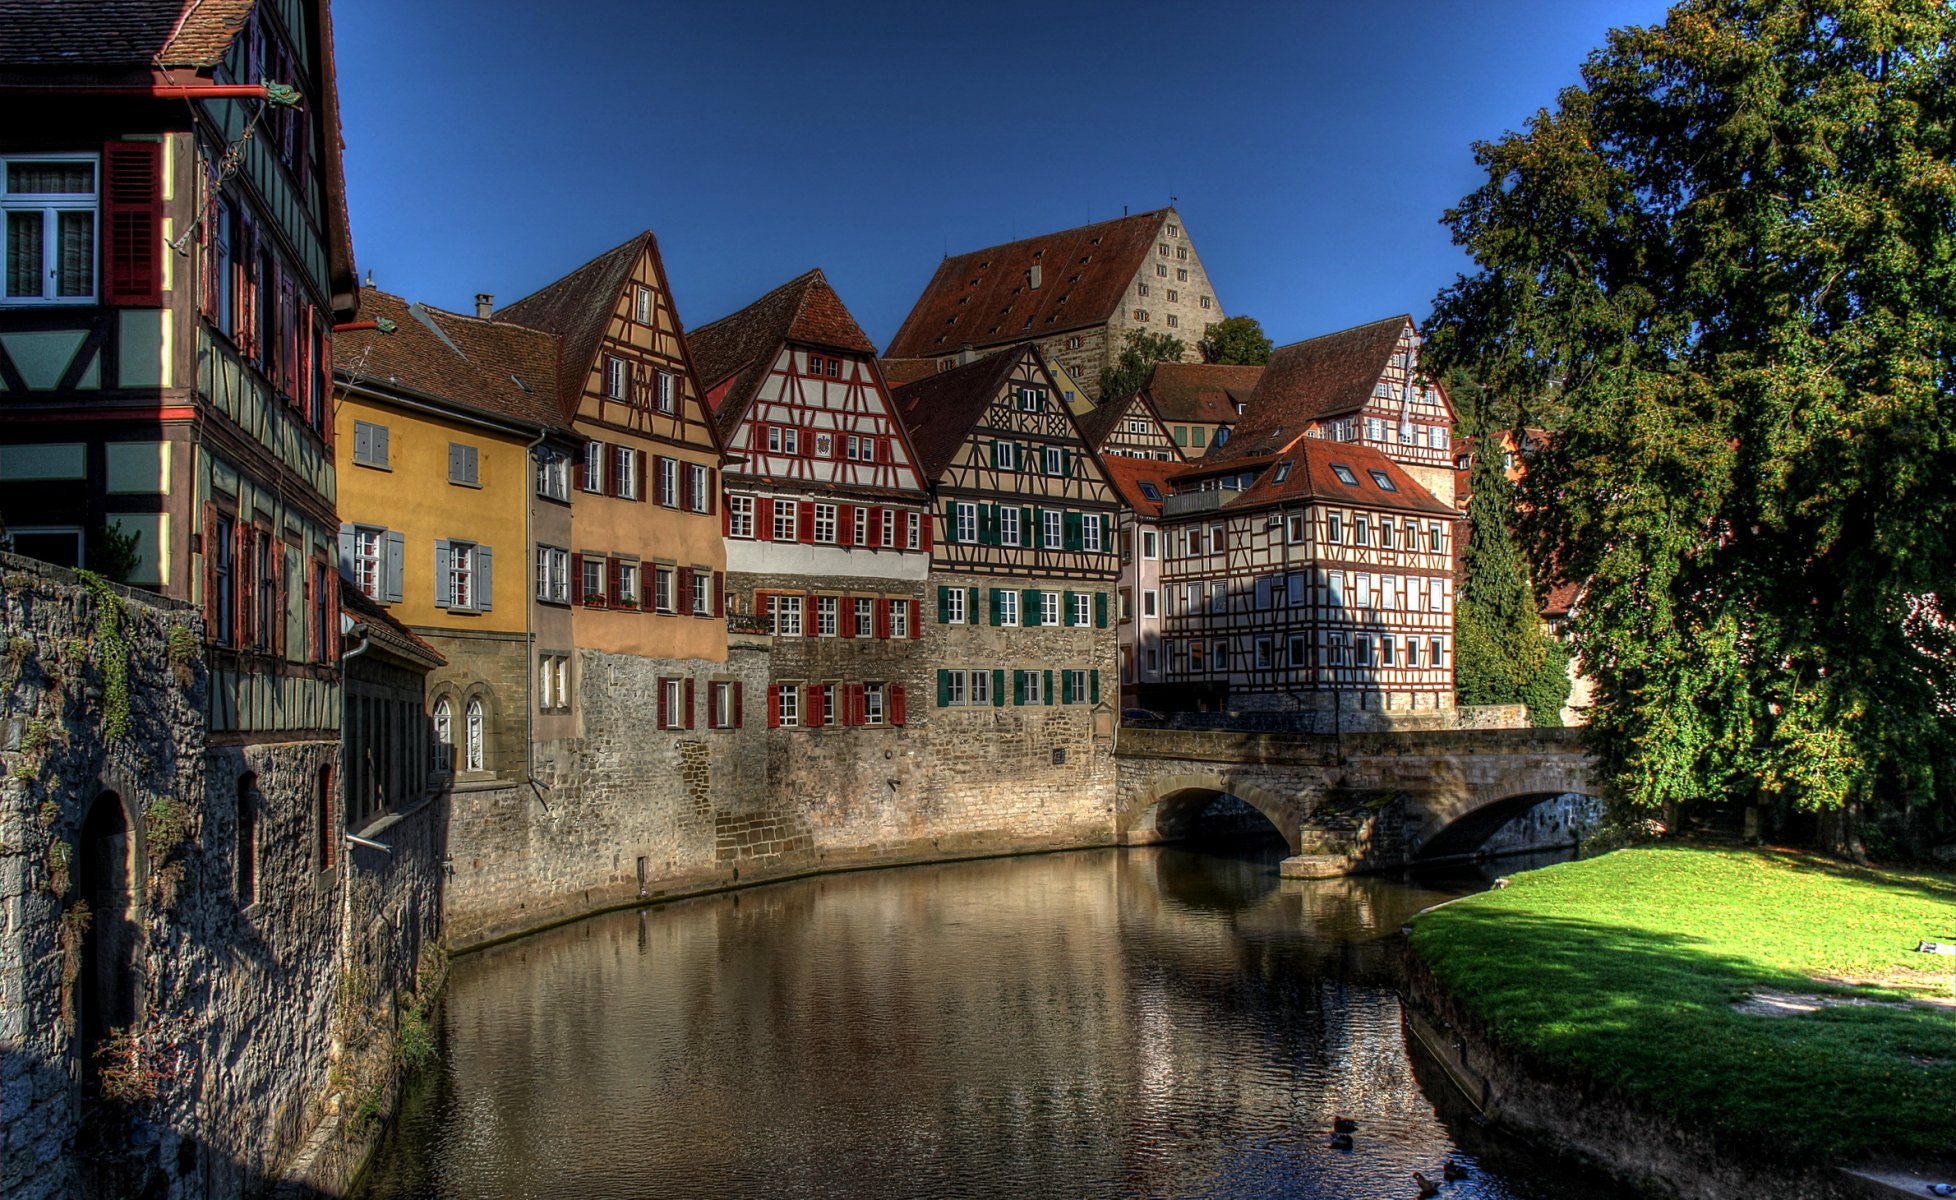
[0,84,295,100]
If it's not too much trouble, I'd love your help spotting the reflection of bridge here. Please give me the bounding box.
[1114,726,1598,877]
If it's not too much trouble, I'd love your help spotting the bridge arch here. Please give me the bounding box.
[1119,773,1304,853]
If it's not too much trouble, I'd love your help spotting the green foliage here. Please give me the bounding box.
[1096,330,1186,402]
[77,571,132,740]
[143,798,193,861]
[1198,315,1273,365]
[165,623,199,690]
[85,522,143,585]
[1408,848,1956,1162]
[1425,0,1956,822]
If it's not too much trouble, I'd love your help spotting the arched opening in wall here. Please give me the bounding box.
[75,791,139,1088]
[1418,792,1605,862]
[316,764,336,873]
[1149,787,1288,849]
[236,773,259,906]
[463,697,485,773]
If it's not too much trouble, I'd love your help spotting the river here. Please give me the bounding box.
[355,841,1624,1199]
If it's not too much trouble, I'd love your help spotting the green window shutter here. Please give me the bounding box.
[968,587,979,618]
[938,586,950,624]
[1063,591,1077,627]
[1062,449,1074,478]
[989,588,1003,626]
[1062,670,1074,704]
[1095,591,1108,628]
[1013,670,1026,705]
[1064,512,1082,550]
[937,670,950,707]
[980,504,996,546]
[1023,506,1036,547]
[1022,588,1040,626]
[1044,669,1055,705]
[991,669,1006,706]
[1091,670,1101,704]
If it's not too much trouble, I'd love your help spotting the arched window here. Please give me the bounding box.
[464,698,484,773]
[431,698,452,774]
[77,792,138,1085]
[236,773,258,906]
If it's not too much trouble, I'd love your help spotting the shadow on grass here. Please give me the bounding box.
[1743,845,1956,907]
[1408,906,1956,1163]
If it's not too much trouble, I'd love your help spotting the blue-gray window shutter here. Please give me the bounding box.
[384,531,405,603]
[373,423,390,467]
[433,539,452,608]
[477,545,493,611]
[337,524,355,582]
[352,423,372,465]
[448,443,462,481]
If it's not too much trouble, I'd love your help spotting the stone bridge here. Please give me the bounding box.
[1114,726,1599,876]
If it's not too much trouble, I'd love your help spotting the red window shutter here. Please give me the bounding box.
[635,449,649,501]
[838,504,854,547]
[676,566,693,612]
[807,684,824,725]
[875,599,891,640]
[890,684,907,726]
[640,560,657,610]
[841,599,857,638]
[103,141,163,306]
[611,558,624,604]
[235,525,253,648]
[799,501,816,544]
[908,599,922,640]
[756,497,774,540]
[680,460,694,510]
[657,677,670,727]
[713,571,725,618]
[684,678,696,729]
[704,469,718,516]
[733,681,745,727]
[573,456,586,492]
[767,684,781,728]
[921,513,934,552]
[570,552,584,605]
[849,683,866,726]
[722,493,732,537]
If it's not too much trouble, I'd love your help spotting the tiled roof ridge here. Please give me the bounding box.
[494,231,650,324]
[935,207,1173,267]
[689,267,825,341]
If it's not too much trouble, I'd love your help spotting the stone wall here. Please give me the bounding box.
[0,554,420,1200]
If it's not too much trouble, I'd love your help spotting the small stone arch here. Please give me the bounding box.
[1120,772,1304,852]
[75,790,143,1085]
[1415,789,1607,860]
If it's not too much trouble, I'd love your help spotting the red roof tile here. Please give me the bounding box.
[885,209,1173,358]
[337,290,565,432]
[1098,455,1177,518]
[879,357,941,388]
[1140,362,1262,424]
[1178,434,1455,519]
[687,269,878,443]
[1209,316,1411,463]
[342,582,444,669]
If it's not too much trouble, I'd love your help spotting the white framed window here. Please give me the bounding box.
[1183,583,1202,615]
[657,456,678,506]
[770,593,804,637]
[969,669,993,705]
[773,501,799,541]
[535,545,569,603]
[816,595,839,637]
[1041,509,1062,549]
[656,370,676,414]
[616,560,640,607]
[945,670,968,706]
[945,587,967,625]
[1023,671,1045,704]
[2,155,97,304]
[1014,386,1044,412]
[650,564,672,612]
[1287,634,1307,667]
[1208,581,1226,614]
[614,445,639,500]
[1431,637,1444,666]
[1327,513,1343,543]
[634,285,654,323]
[464,698,485,772]
[1141,588,1157,618]
[534,447,569,500]
[430,698,453,773]
[863,683,886,726]
[813,503,837,543]
[767,425,800,455]
[998,589,1019,627]
[605,355,629,400]
[1082,517,1102,553]
[1354,636,1373,667]
[777,684,800,728]
[999,506,1021,547]
[582,440,605,492]
[1070,593,1091,627]
[994,440,1017,471]
[1043,446,1064,476]
[1357,574,1374,608]
[661,677,685,729]
[1141,529,1158,559]
[853,506,869,545]
[1406,638,1421,667]
[350,526,384,600]
[1040,591,1061,627]
[1255,638,1273,669]
[906,511,921,549]
[1381,521,1396,549]
[1429,523,1445,552]
[852,597,875,636]
[955,502,978,543]
[710,680,737,729]
[692,569,712,615]
[1065,669,1089,704]
[888,598,910,639]
[446,541,477,610]
[728,494,755,538]
[1328,632,1348,666]
[689,463,711,512]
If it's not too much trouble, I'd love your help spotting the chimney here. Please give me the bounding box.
[1027,264,1042,290]
[475,293,494,319]
[957,342,978,366]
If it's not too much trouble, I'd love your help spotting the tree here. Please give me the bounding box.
[86,522,143,584]
[1453,419,1570,726]
[1096,330,1185,402]
[1199,315,1273,365]
[1425,0,1956,838]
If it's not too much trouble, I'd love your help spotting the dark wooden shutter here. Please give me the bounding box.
[103,141,163,306]
[684,678,696,729]
[713,571,725,618]
[767,684,781,728]
[890,685,906,726]
[680,460,694,511]
[875,599,891,640]
[756,497,774,540]
[657,678,670,727]
[838,504,854,547]
[991,669,1005,707]
[733,682,745,727]
[570,553,584,605]
[676,566,693,614]
[799,501,816,544]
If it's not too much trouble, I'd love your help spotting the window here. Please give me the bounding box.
[350,525,384,600]
[813,503,837,543]
[710,680,739,729]
[1208,581,1226,614]
[969,670,993,705]
[463,699,485,772]
[1040,446,1063,476]
[1166,315,1179,328]
[534,447,569,500]
[777,684,801,728]
[1327,513,1344,544]
[1071,593,1092,627]
[768,425,800,455]
[1015,386,1045,412]
[580,555,605,604]
[1041,591,1061,627]
[863,682,887,725]
[634,285,653,323]
[1142,588,1158,618]
[656,371,676,414]
[1287,573,1307,607]
[1155,263,1167,278]
[1431,637,1444,666]
[1133,309,1148,321]
[352,420,390,468]
[1158,243,1169,257]
[1064,669,1091,704]
[1200,295,1211,309]
[582,440,605,492]
[1357,573,1373,608]
[944,670,968,706]
[649,564,671,612]
[617,560,640,608]
[605,354,629,400]
[1328,633,1347,666]
[853,506,869,546]
[614,445,640,500]
[688,463,712,513]
[1176,246,1188,260]
[1022,671,1045,705]
[1354,637,1373,667]
[1406,639,1421,667]
[853,596,876,636]
[1082,515,1103,553]
[692,569,712,615]
[3,155,96,303]
[1429,523,1444,552]
[728,495,755,538]
[906,511,922,549]
[1141,529,1159,559]
[955,502,978,544]
[1255,638,1273,669]
[997,589,1019,627]
[773,501,799,541]
[1354,516,1370,546]
[888,598,910,639]
[1042,509,1062,549]
[1167,223,1180,237]
[439,540,491,612]
[999,506,1021,546]
[1273,460,1293,483]
[1138,282,1150,297]
[448,442,480,487]
[1369,468,1397,492]
[770,593,804,637]
[993,440,1017,471]
[657,456,678,507]
[1381,521,1396,549]
[1213,640,1230,671]
[944,587,967,625]
[538,654,570,711]
[536,545,570,603]
[816,595,839,637]
[1166,290,1179,303]
[1330,463,1359,487]
[661,677,685,729]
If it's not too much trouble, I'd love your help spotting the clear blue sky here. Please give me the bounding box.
[334,0,1670,351]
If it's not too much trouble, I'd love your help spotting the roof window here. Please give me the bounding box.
[1139,481,1162,501]
[1368,469,1397,491]
[1331,464,1359,486]
[1272,461,1292,483]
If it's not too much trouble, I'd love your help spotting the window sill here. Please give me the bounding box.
[449,479,483,489]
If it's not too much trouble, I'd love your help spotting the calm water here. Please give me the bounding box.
[356,843,1621,1200]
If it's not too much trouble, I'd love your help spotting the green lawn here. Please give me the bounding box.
[1405,846,1956,1163]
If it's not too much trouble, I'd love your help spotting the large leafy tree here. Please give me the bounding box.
[1426,0,1956,834]
[1199,315,1274,365]
[1096,330,1185,402]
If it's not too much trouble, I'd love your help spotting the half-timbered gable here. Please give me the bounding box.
[1215,316,1456,505]
[1077,391,1184,463]
[1099,455,1177,708]
[1141,361,1261,458]
[1158,436,1456,714]
[497,230,727,664]
[885,208,1222,400]
[686,269,931,733]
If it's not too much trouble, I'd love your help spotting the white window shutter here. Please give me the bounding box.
[384,531,405,603]
[434,539,452,608]
[477,546,493,611]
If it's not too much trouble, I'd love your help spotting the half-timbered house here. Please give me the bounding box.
[1137,361,1262,458]
[1098,455,1179,709]
[885,208,1224,401]
[891,346,1122,829]
[1158,437,1458,714]
[687,268,931,741]
[1076,388,1184,462]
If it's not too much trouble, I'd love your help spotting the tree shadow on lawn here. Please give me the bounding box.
[1740,844,1956,908]
[1409,906,1956,1162]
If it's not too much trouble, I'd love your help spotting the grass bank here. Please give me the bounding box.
[1405,846,1956,1164]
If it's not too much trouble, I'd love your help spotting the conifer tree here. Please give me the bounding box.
[1453,421,1568,725]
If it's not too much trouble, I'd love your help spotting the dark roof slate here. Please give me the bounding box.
[0,0,252,67]
[494,232,651,416]
[336,290,565,432]
[342,582,444,669]
[1142,361,1262,424]
[688,269,877,443]
[885,209,1172,358]
[889,348,1028,480]
[1208,316,1410,463]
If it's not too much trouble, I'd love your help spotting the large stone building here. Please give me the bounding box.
[891,346,1122,840]
[885,208,1224,400]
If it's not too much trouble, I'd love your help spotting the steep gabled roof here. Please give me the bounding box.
[1178,433,1454,519]
[885,209,1172,358]
[1074,391,1176,455]
[879,357,941,388]
[1098,455,1177,519]
[687,269,877,442]
[1142,361,1263,424]
[336,290,565,433]
[342,581,444,670]
[0,0,253,67]
[1209,316,1411,462]
[494,231,653,415]
[889,348,1030,480]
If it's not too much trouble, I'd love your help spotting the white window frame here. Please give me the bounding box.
[813,503,837,544]
[888,599,910,639]
[945,588,967,625]
[1141,588,1157,618]
[1041,509,1062,549]
[772,593,804,637]
[905,511,921,549]
[969,669,993,706]
[777,684,800,728]
[535,545,570,604]
[657,456,678,507]
[1043,446,1064,476]
[651,564,672,613]
[945,670,968,706]
[616,560,640,607]
[1040,591,1061,627]
[688,463,711,513]
[534,447,569,500]
[614,445,639,500]
[1024,671,1045,705]
[656,370,676,414]
[998,589,1019,627]
[772,501,799,541]
[605,355,629,401]
[1,154,98,305]
[999,506,1021,547]
[955,502,978,544]
[1082,517,1102,553]
[431,699,453,773]
[692,570,712,615]
[464,698,485,772]
[816,594,839,637]
[661,677,685,729]
[582,440,605,493]
[1071,593,1091,627]
[728,494,755,538]
[863,682,886,726]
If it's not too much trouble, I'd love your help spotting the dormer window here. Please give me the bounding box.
[1272,461,1292,483]
[1138,482,1162,502]
[1368,469,1397,491]
[1330,463,1359,486]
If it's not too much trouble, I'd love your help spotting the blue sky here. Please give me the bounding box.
[334,0,1671,351]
